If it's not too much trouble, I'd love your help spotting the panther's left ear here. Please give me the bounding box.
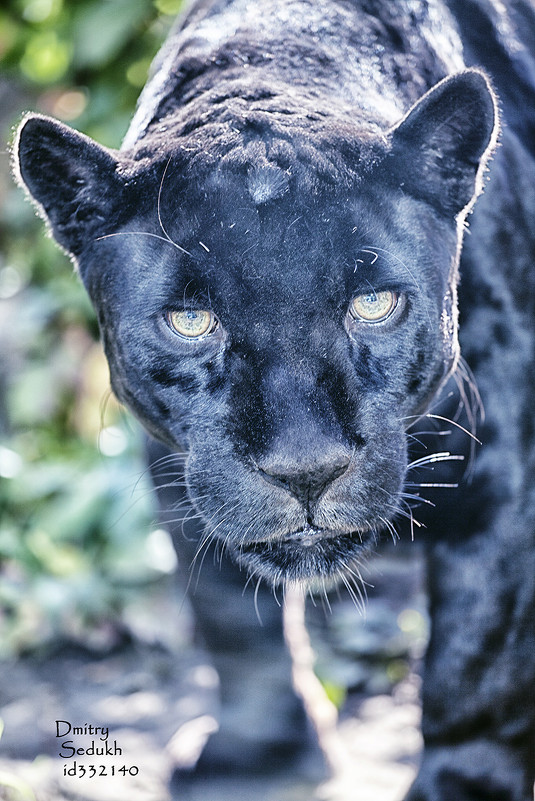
[389,70,498,217]
[14,113,126,257]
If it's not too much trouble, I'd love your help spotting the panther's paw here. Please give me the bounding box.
[169,720,327,790]
[405,741,534,801]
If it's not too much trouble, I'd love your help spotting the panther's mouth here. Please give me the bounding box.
[234,525,374,585]
[280,525,330,547]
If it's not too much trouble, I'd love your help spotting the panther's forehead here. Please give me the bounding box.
[147,159,436,308]
[154,199,367,321]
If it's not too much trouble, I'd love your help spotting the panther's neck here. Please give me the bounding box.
[122,0,464,152]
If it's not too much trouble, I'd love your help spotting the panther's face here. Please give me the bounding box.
[14,71,496,585]
[75,162,459,586]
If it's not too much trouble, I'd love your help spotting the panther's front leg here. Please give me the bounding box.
[406,519,535,801]
[406,372,535,801]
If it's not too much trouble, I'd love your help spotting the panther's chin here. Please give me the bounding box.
[232,525,375,586]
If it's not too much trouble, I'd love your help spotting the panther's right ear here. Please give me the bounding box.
[14,113,125,257]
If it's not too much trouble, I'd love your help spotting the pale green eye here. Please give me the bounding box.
[167,309,217,338]
[349,290,398,323]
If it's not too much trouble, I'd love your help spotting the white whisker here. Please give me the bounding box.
[253,577,264,624]
[95,230,192,256]
[407,451,465,469]
[425,414,481,445]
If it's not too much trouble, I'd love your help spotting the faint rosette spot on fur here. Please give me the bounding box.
[247,164,289,204]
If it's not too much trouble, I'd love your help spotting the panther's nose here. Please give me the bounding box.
[257,449,351,507]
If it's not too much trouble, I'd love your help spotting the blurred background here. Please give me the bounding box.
[0,0,187,660]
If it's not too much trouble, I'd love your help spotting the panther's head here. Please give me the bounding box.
[14,71,496,586]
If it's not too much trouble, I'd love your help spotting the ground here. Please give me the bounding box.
[0,549,425,801]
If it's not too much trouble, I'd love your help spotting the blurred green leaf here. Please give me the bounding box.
[154,0,184,15]
[0,0,186,656]
[126,55,152,87]
[0,13,20,59]
[72,0,151,70]
[20,30,72,83]
[321,679,347,710]
[21,0,63,25]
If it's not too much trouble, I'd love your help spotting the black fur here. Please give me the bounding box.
[14,1,535,798]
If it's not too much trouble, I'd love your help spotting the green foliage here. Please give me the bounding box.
[0,0,186,656]
[320,679,347,710]
[0,0,184,145]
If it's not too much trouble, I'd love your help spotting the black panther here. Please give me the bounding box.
[13,1,535,798]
